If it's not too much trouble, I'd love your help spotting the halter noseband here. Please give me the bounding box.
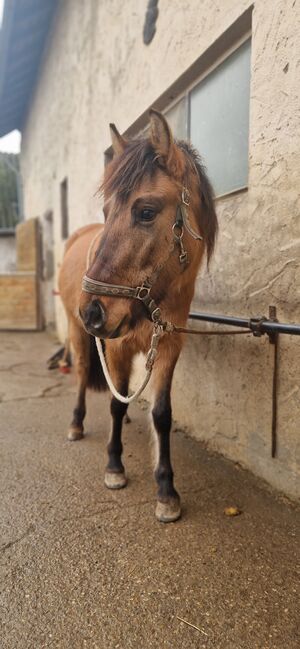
[82,187,203,328]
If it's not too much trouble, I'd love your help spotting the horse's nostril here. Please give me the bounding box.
[83,300,106,330]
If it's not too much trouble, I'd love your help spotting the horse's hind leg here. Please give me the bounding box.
[67,317,89,441]
[104,344,133,489]
[152,339,182,523]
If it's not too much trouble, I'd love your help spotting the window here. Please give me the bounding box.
[190,39,251,196]
[104,36,251,198]
[165,38,251,197]
[60,178,69,239]
[0,153,20,232]
[165,98,187,141]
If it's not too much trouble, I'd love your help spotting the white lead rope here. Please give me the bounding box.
[95,325,163,404]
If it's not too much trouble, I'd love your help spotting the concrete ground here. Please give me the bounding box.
[0,332,299,649]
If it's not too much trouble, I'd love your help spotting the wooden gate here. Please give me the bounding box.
[0,218,43,330]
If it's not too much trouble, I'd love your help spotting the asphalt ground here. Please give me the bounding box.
[0,332,299,649]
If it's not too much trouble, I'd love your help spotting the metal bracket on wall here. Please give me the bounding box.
[267,306,279,458]
[189,306,300,459]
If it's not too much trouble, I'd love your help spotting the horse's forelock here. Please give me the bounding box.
[100,139,160,204]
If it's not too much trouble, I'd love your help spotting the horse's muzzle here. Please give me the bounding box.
[80,299,106,336]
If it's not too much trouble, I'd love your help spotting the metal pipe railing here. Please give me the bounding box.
[189,311,300,336]
[188,306,300,459]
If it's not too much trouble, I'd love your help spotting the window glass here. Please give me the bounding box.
[190,39,251,196]
[165,97,187,141]
[0,154,19,230]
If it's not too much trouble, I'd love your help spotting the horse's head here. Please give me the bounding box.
[80,110,217,338]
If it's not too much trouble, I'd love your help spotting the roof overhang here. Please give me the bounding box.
[0,0,58,137]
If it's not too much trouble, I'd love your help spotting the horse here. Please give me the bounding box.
[59,109,218,522]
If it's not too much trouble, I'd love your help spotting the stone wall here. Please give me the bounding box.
[20,0,300,498]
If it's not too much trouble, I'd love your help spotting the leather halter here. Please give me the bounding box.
[82,188,203,328]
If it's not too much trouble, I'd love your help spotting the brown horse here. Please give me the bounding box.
[59,110,217,522]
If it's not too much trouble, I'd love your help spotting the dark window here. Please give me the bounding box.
[60,178,69,239]
[0,153,20,232]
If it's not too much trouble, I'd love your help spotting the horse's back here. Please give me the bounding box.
[64,223,103,254]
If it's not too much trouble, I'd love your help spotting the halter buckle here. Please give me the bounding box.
[182,187,190,206]
[172,222,184,241]
[179,252,188,265]
[136,285,151,300]
[151,307,161,323]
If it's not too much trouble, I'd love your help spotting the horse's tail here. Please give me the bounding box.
[87,335,108,392]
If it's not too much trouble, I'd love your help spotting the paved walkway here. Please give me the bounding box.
[0,332,299,649]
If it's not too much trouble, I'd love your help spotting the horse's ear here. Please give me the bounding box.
[109,123,127,156]
[149,109,184,178]
[149,109,173,160]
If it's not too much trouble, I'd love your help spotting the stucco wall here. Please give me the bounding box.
[20,0,300,499]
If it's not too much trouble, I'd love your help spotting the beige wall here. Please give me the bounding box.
[21,0,300,499]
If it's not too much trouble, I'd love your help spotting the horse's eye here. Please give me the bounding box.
[139,208,156,222]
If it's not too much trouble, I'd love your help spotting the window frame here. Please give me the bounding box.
[164,32,251,199]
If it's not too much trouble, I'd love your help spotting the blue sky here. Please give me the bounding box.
[0,0,21,153]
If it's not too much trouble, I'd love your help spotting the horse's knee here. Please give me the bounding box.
[152,398,171,433]
[76,357,89,376]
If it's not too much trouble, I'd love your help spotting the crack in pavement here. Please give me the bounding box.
[0,382,67,404]
[0,497,158,552]
[59,497,156,522]
[39,382,66,398]
[0,362,66,382]
[0,362,28,372]
[1,524,35,552]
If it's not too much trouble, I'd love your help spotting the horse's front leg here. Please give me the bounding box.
[68,318,89,441]
[104,343,133,490]
[152,336,182,523]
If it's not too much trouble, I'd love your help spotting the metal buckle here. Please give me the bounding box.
[136,285,151,300]
[172,222,189,266]
[172,223,183,241]
[179,252,188,264]
[146,347,158,371]
[151,307,161,323]
[182,187,190,206]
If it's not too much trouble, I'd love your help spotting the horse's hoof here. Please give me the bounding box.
[104,471,127,490]
[155,498,181,523]
[67,427,84,441]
